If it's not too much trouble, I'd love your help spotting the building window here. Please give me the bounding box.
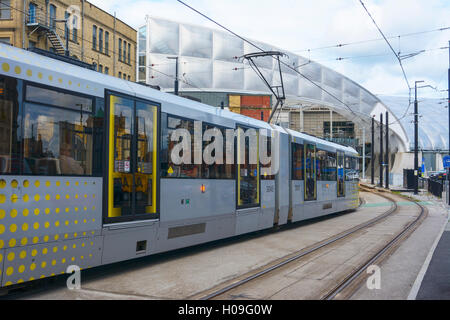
[28,2,37,23]
[118,72,122,78]
[128,75,130,81]
[123,73,126,80]
[123,40,126,63]
[64,11,69,40]
[104,67,109,75]
[72,15,78,42]
[118,38,122,61]
[105,31,109,55]
[99,65,103,73]
[49,4,56,30]
[128,43,131,64]
[92,25,97,50]
[0,0,11,20]
[99,28,103,52]
[0,37,10,45]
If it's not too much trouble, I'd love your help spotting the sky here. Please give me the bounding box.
[90,0,450,100]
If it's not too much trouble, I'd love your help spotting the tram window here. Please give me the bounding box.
[317,150,337,181]
[261,135,274,180]
[161,113,201,179]
[23,85,98,176]
[26,85,93,112]
[292,143,304,180]
[202,124,234,179]
[237,127,259,208]
[0,75,21,174]
[345,156,359,181]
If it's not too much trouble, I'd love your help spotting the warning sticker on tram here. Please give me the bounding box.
[124,161,130,173]
[168,167,174,175]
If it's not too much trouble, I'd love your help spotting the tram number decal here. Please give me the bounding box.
[266,185,274,193]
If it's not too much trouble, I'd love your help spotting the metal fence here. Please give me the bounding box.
[428,179,443,198]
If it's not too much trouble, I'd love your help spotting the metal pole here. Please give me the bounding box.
[363,127,366,180]
[414,83,419,195]
[385,112,389,189]
[448,41,450,184]
[175,57,179,96]
[379,113,383,187]
[371,116,375,185]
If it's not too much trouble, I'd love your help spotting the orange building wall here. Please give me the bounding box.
[228,95,272,122]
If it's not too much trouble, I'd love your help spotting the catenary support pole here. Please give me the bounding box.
[379,113,383,187]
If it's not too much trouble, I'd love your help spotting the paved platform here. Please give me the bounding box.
[415,224,450,299]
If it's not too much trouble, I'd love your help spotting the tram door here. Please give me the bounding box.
[304,144,317,201]
[337,151,345,197]
[107,94,159,221]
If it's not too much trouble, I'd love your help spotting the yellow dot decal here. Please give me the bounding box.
[45,208,50,215]
[56,181,60,187]
[69,80,72,85]
[63,245,67,251]
[7,252,15,261]
[20,237,28,246]
[0,224,5,234]
[23,180,29,188]
[58,78,63,84]
[30,263,36,271]
[11,180,18,188]
[33,222,39,230]
[31,249,37,257]
[55,208,60,214]
[53,246,58,253]
[34,194,40,202]
[48,75,53,81]
[23,209,29,217]
[42,248,48,255]
[41,261,47,268]
[0,253,2,262]
[9,238,16,247]
[34,208,40,216]
[6,267,13,276]
[32,236,39,244]
[55,221,60,227]
[0,194,5,204]
[19,251,27,259]
[65,208,70,213]
[0,179,5,188]
[11,194,18,203]
[54,234,59,240]
[44,222,50,229]
[44,235,49,242]
[0,209,5,219]
[0,240,4,248]
[21,223,29,231]
[66,181,70,186]
[2,63,10,72]
[23,194,29,202]
[27,69,32,77]
[35,180,40,187]
[66,194,70,199]
[45,181,51,187]
[62,258,66,263]
[10,209,18,218]
[56,194,60,200]
[10,224,17,233]
[18,265,25,273]
[45,194,50,200]
[51,260,56,266]
[14,66,21,74]
[38,72,43,79]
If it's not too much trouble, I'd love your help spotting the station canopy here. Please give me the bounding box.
[141,16,416,152]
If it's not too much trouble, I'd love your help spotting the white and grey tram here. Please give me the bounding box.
[0,44,359,288]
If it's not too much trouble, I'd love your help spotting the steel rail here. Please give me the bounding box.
[322,188,426,300]
[200,186,398,300]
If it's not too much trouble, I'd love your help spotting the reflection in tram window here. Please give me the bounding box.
[345,156,360,181]
[237,127,259,208]
[292,143,304,180]
[304,144,316,201]
[23,85,98,176]
[260,135,274,180]
[161,113,201,179]
[202,124,234,179]
[317,150,337,181]
[337,152,345,197]
[0,75,21,174]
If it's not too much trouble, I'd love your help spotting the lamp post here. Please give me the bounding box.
[414,81,424,195]
[167,56,179,96]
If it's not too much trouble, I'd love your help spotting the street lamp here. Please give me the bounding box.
[167,56,179,96]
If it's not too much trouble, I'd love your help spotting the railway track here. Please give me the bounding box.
[197,186,427,300]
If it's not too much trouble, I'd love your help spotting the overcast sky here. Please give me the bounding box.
[90,0,449,100]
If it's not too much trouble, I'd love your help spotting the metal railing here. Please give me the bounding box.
[428,178,443,198]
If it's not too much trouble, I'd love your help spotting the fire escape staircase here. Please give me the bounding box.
[27,11,67,56]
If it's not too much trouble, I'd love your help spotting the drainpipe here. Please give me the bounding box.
[22,0,26,48]
[113,12,116,76]
[81,0,84,61]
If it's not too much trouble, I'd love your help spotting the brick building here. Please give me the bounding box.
[0,0,136,81]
